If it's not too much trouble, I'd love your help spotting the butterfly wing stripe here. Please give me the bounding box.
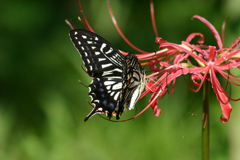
[69,29,124,77]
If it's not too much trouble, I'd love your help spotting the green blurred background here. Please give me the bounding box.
[1,0,240,159]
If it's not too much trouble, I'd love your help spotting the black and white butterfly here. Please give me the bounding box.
[69,29,146,121]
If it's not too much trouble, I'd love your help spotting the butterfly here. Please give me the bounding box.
[69,29,146,121]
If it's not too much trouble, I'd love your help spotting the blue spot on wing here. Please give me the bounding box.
[101,94,105,98]
[103,100,107,106]
[98,88,104,93]
[108,103,115,110]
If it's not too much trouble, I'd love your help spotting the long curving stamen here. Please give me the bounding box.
[107,1,151,54]
[160,42,208,65]
[136,49,169,61]
[78,17,88,30]
[65,19,75,30]
[221,18,229,47]
[78,0,94,32]
[150,0,159,37]
[70,19,77,29]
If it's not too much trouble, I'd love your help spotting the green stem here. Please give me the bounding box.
[202,81,210,160]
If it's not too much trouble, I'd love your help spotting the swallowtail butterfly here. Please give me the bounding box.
[69,29,146,121]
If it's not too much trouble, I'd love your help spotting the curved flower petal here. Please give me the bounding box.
[218,90,232,123]
[149,94,161,117]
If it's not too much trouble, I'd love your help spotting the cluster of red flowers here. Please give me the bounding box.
[70,0,240,123]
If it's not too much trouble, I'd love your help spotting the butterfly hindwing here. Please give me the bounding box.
[84,77,122,121]
[69,29,124,78]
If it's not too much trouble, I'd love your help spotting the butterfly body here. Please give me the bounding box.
[117,53,146,119]
[69,29,145,121]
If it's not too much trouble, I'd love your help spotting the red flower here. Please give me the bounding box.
[147,15,240,123]
[68,0,240,122]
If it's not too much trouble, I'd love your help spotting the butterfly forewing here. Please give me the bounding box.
[69,29,124,78]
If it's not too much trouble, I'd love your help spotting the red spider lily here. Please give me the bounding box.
[154,15,240,123]
[68,0,240,123]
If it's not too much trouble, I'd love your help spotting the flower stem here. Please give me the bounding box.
[202,81,210,160]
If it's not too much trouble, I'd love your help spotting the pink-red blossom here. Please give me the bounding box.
[68,0,240,123]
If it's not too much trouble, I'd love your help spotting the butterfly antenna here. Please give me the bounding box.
[78,79,88,88]
[70,19,77,29]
